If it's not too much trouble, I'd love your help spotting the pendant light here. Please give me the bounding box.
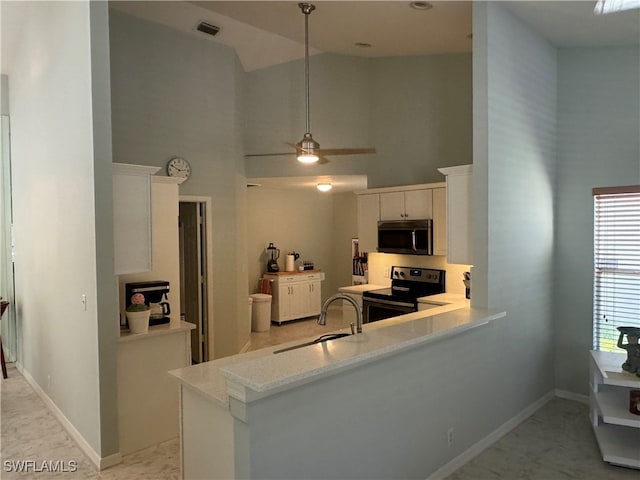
[296,3,320,164]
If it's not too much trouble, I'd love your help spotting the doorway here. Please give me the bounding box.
[179,198,213,363]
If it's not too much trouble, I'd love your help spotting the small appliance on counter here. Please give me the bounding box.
[266,243,280,272]
[124,280,171,327]
[302,260,315,271]
[362,266,445,323]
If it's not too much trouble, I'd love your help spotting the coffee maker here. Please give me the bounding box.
[124,280,171,327]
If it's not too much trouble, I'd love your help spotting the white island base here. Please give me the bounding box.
[171,305,506,479]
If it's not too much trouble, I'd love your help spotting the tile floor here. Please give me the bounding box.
[1,312,638,479]
[246,305,350,351]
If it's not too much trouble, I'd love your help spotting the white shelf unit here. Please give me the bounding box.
[589,350,640,469]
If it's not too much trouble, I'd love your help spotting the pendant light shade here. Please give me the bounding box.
[297,133,319,163]
[296,3,319,164]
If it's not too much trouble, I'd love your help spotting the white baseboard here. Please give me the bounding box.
[555,389,589,405]
[16,363,123,471]
[239,341,252,354]
[426,390,555,480]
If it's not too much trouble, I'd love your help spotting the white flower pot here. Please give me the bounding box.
[126,310,150,334]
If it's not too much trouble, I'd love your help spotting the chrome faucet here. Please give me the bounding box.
[317,293,363,334]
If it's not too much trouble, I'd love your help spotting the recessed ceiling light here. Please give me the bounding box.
[409,2,433,11]
[317,183,333,192]
[355,42,372,48]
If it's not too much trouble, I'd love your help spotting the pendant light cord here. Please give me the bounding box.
[304,7,311,134]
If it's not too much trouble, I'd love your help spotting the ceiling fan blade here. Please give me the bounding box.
[245,152,295,157]
[317,147,376,156]
[317,155,330,165]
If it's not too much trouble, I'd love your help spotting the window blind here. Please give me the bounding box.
[593,185,640,351]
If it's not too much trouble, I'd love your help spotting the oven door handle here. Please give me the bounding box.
[411,230,417,252]
[364,297,415,308]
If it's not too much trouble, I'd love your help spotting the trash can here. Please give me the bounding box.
[249,293,272,332]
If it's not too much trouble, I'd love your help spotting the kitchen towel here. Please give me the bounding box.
[259,278,272,295]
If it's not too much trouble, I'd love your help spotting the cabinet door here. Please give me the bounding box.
[432,187,447,256]
[113,172,152,275]
[273,284,293,321]
[379,192,405,220]
[404,189,433,219]
[290,283,310,319]
[308,281,322,316]
[357,194,380,253]
[446,171,472,265]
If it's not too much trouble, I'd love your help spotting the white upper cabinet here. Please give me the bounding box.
[112,163,160,275]
[432,187,447,257]
[356,194,380,253]
[380,189,433,221]
[438,165,472,265]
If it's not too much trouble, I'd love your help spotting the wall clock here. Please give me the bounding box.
[166,157,191,180]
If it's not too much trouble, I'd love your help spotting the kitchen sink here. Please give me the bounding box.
[273,333,351,354]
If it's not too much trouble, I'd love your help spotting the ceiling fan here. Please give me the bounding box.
[245,3,376,165]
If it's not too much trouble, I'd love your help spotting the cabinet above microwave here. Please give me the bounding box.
[355,182,446,255]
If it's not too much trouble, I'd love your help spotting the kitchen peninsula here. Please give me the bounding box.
[170,303,505,479]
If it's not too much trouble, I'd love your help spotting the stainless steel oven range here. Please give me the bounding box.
[362,266,446,324]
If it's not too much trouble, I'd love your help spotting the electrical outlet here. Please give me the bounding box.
[383,266,390,278]
[447,428,454,447]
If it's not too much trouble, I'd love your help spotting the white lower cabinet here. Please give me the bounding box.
[589,350,640,469]
[265,272,324,325]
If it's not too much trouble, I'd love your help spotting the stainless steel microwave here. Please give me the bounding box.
[377,219,433,255]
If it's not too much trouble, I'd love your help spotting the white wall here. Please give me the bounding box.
[246,188,338,302]
[1,0,118,458]
[554,47,640,395]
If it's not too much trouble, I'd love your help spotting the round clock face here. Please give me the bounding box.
[167,157,191,180]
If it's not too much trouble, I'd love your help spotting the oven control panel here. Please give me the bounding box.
[391,266,443,283]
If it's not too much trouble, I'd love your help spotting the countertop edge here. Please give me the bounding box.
[118,321,195,343]
[221,307,506,401]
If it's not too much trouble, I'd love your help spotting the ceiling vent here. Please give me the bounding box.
[196,21,220,37]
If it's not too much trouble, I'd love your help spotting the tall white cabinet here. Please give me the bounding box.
[438,165,472,265]
[589,350,640,469]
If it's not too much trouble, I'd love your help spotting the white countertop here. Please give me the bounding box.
[169,304,504,406]
[118,321,195,344]
[337,284,386,294]
[417,292,468,305]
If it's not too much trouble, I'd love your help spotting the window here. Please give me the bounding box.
[593,185,640,351]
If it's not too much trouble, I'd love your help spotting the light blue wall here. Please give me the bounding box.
[108,10,248,358]
[554,47,640,395]
[244,52,472,187]
[473,0,557,407]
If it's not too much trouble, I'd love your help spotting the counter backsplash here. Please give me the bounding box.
[367,253,471,296]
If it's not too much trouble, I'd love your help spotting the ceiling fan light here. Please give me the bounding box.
[317,183,332,192]
[296,132,320,163]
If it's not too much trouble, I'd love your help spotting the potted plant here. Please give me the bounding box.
[126,293,150,334]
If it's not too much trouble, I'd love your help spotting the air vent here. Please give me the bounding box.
[196,22,220,37]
